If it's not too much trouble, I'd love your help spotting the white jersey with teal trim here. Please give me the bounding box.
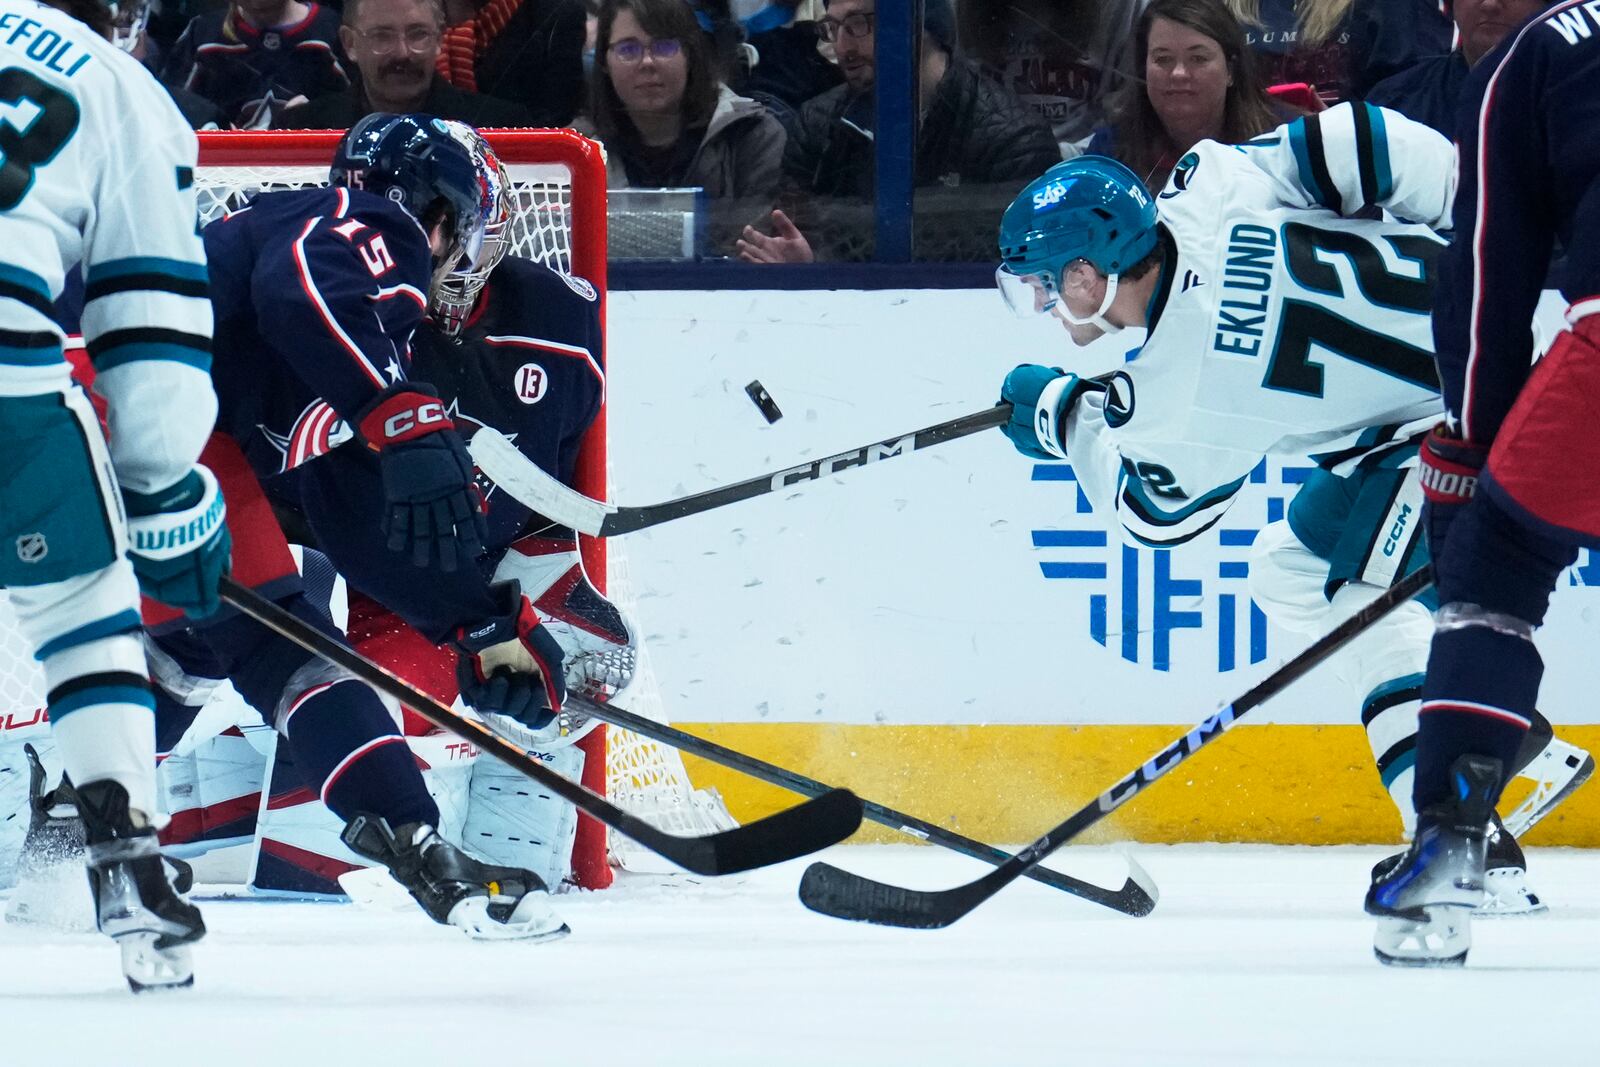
[0,0,213,494]
[1062,103,1454,549]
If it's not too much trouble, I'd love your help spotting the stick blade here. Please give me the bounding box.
[670,789,863,876]
[797,861,989,929]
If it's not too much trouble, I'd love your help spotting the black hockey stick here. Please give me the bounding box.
[565,691,1158,916]
[470,404,1013,537]
[218,577,863,876]
[798,564,1436,928]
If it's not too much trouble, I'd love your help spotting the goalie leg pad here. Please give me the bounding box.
[462,740,585,891]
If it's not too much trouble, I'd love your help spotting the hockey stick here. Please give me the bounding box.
[217,577,863,876]
[565,691,1158,916]
[798,564,1437,928]
[469,404,1013,537]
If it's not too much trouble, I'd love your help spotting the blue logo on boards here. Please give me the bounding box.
[1030,458,1306,673]
[1033,460,1600,673]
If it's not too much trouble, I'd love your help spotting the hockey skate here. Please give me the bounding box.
[341,814,571,942]
[78,780,207,993]
[1503,733,1594,837]
[1366,755,1500,967]
[8,746,194,931]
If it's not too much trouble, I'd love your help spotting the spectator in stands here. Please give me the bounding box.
[959,0,1145,157]
[434,0,586,126]
[739,0,1061,263]
[741,0,843,127]
[162,0,351,128]
[1367,0,1554,135]
[1224,0,1452,106]
[578,0,785,251]
[277,0,534,128]
[1086,0,1289,192]
[91,0,224,128]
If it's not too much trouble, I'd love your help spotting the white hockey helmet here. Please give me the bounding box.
[431,121,514,338]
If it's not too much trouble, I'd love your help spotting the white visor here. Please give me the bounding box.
[995,265,1058,319]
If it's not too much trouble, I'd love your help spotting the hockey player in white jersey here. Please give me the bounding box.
[993,103,1592,910]
[0,0,227,988]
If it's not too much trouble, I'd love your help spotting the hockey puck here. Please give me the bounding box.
[745,380,783,423]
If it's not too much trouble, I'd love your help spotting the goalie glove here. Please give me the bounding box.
[122,464,231,618]
[356,383,486,572]
[453,581,567,729]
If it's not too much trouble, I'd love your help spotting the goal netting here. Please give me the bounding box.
[0,128,732,888]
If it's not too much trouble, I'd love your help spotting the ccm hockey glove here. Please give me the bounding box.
[999,364,1104,460]
[1417,423,1488,559]
[356,384,486,572]
[122,465,231,618]
[454,581,568,729]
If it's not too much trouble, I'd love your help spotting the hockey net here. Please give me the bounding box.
[0,128,732,888]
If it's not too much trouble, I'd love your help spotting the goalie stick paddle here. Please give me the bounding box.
[565,692,1158,917]
[469,404,1014,537]
[798,564,1436,928]
[218,578,863,876]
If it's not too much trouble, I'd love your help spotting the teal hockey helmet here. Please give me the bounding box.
[996,156,1159,321]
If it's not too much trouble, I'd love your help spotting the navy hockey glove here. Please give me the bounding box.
[1417,423,1488,558]
[356,385,487,572]
[122,465,231,619]
[998,365,1104,460]
[453,581,567,729]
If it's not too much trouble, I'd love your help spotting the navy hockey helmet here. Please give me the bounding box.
[330,114,488,274]
[996,156,1158,323]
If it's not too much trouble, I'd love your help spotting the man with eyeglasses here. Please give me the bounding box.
[161,0,351,127]
[278,0,533,129]
[738,0,1060,262]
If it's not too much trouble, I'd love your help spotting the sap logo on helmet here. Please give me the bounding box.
[1032,179,1075,210]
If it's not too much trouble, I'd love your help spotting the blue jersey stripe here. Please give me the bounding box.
[34,610,143,660]
[1287,120,1336,211]
[93,341,212,373]
[0,341,64,366]
[51,684,157,719]
[86,257,209,285]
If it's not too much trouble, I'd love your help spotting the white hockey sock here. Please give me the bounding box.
[44,632,158,816]
[1361,673,1425,838]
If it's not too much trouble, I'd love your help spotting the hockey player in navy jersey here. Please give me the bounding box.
[992,106,1591,912]
[0,0,225,989]
[214,120,625,890]
[139,114,570,939]
[1367,0,1600,967]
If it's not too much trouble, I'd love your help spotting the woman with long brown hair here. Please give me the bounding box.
[1086,0,1288,192]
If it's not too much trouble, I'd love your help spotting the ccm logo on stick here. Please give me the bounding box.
[769,436,913,490]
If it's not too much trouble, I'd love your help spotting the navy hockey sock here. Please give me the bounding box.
[281,680,439,827]
[1413,624,1540,811]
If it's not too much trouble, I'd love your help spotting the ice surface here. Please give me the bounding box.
[2,844,1596,1066]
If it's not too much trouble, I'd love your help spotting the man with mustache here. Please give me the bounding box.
[278,0,532,129]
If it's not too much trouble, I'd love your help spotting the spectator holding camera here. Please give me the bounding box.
[739,0,1060,262]
[1087,0,1290,192]
[278,0,534,127]
[578,0,786,249]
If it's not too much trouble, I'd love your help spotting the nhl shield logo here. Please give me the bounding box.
[16,533,47,564]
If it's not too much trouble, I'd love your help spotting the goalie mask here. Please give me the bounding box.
[430,121,514,338]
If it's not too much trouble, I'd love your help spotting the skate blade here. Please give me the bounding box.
[447,894,572,943]
[117,933,196,994]
[1503,747,1594,837]
[1475,867,1548,918]
[1373,906,1471,967]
